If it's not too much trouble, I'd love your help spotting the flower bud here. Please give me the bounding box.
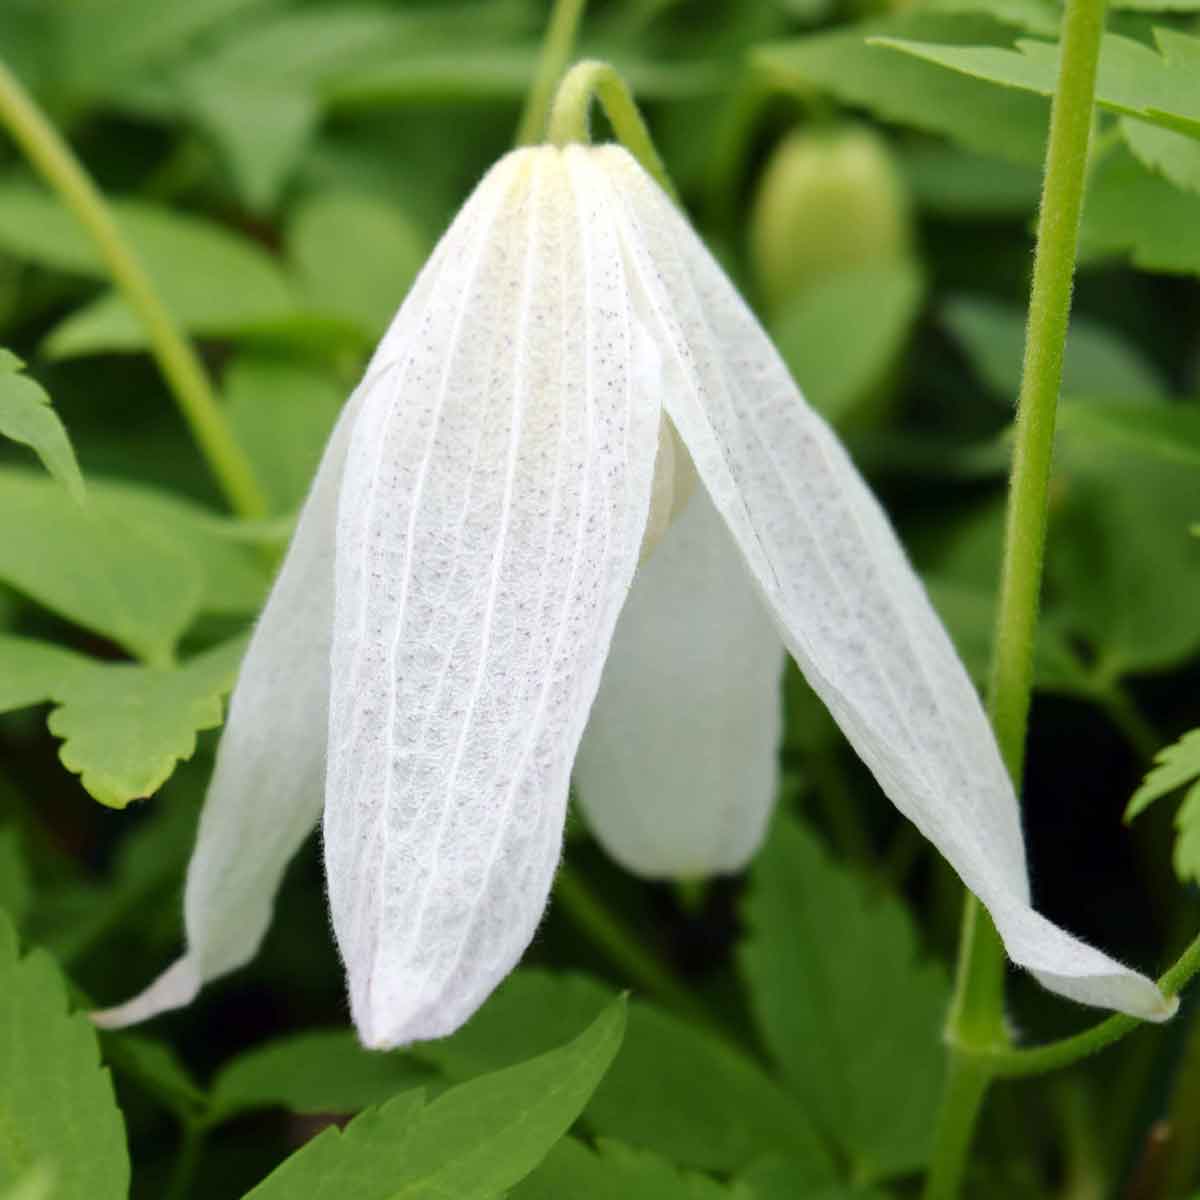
[749,125,913,314]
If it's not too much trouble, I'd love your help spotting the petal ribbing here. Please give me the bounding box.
[92,158,494,1030]
[323,147,662,1048]
[588,144,1172,1023]
[575,480,785,878]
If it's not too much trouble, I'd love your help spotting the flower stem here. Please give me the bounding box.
[546,60,678,202]
[924,0,1109,1195]
[980,929,1200,1080]
[515,0,589,147]
[0,59,268,520]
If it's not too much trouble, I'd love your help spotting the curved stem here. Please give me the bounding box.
[978,929,1200,1079]
[546,59,678,202]
[0,59,268,520]
[924,0,1110,1195]
[515,0,589,147]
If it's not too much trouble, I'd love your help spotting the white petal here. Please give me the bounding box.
[575,480,785,878]
[324,147,662,1048]
[93,170,478,1031]
[93,390,356,1028]
[588,145,1173,1022]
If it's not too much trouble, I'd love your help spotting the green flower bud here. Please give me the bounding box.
[750,125,913,314]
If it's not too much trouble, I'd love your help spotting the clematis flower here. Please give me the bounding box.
[95,143,1172,1049]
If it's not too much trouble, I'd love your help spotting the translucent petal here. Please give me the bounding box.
[93,386,358,1028]
[589,145,1173,1022]
[92,161,484,1030]
[575,480,785,878]
[323,147,662,1048]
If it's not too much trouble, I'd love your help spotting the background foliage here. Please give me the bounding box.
[1,0,1199,1196]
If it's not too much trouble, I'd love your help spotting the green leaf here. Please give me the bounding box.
[0,186,298,355]
[101,1032,206,1120]
[739,817,950,1181]
[1056,400,1200,467]
[1171,782,1200,885]
[0,633,245,807]
[876,27,1200,139]
[1080,146,1200,277]
[1120,117,1200,195]
[900,145,1041,217]
[53,0,273,104]
[0,469,268,657]
[926,575,1092,696]
[1051,426,1200,676]
[755,14,1049,168]
[0,912,129,1199]
[171,7,418,210]
[0,829,32,929]
[1126,728,1200,819]
[513,1138,745,1200]
[414,970,835,1178]
[0,470,203,662]
[737,1156,887,1200]
[288,192,427,342]
[0,1167,54,1200]
[944,296,1167,401]
[772,261,925,427]
[0,351,84,502]
[225,354,344,513]
[243,998,627,1200]
[209,1030,435,1124]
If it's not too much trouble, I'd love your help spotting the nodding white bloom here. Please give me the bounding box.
[95,144,1173,1049]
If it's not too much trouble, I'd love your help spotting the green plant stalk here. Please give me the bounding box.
[515,0,589,146]
[1162,1000,1200,1195]
[546,59,678,201]
[979,929,1200,1078]
[924,0,1110,1195]
[0,59,268,520]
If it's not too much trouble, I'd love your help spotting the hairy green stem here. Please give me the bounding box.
[987,930,1200,1075]
[0,59,268,520]
[515,0,589,146]
[554,863,715,1030]
[923,0,1110,1195]
[546,59,678,201]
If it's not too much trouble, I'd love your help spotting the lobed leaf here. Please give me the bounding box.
[739,817,950,1181]
[876,27,1200,140]
[0,633,245,807]
[1080,146,1200,277]
[755,13,1049,167]
[1126,728,1200,820]
[0,351,85,502]
[242,999,627,1200]
[0,913,129,1199]
[413,969,835,1178]
[0,186,298,355]
[943,296,1167,401]
[513,1138,746,1200]
[209,1030,435,1124]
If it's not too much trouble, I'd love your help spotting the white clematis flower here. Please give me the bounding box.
[95,144,1173,1049]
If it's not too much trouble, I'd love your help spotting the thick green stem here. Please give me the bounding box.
[515,0,588,146]
[546,60,678,201]
[923,0,1109,1195]
[0,59,268,520]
